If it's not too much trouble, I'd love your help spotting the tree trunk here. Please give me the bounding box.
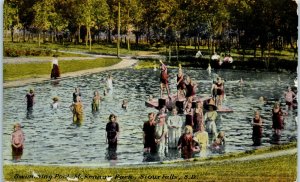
[88,27,92,51]
[23,29,26,42]
[127,35,130,51]
[11,26,14,42]
[51,31,54,43]
[176,41,178,61]
[78,25,81,44]
[38,32,41,47]
[135,33,139,46]
[168,45,171,62]
[85,26,88,47]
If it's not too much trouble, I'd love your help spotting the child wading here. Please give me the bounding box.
[11,123,25,161]
[91,90,101,112]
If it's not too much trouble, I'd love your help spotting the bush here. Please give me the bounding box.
[4,47,54,57]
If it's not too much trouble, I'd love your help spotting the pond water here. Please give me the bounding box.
[3,66,297,166]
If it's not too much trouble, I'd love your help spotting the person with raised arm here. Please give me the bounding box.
[160,59,171,99]
[176,64,185,99]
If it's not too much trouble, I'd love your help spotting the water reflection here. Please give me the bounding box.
[3,68,297,166]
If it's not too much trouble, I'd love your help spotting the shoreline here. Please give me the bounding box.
[3,58,138,88]
[3,147,296,168]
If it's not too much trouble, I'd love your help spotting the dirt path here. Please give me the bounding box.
[3,57,138,88]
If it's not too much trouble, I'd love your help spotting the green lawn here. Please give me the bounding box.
[4,58,121,81]
[4,41,161,57]
[4,153,296,182]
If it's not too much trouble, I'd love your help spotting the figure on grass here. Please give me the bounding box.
[50,55,60,79]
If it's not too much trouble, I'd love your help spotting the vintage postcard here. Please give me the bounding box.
[2,0,297,181]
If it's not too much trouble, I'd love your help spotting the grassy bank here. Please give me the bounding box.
[4,58,121,81]
[4,41,160,57]
[4,153,296,182]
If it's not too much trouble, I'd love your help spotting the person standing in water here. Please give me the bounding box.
[166,107,183,148]
[194,124,209,157]
[70,96,84,126]
[143,112,157,153]
[204,99,218,141]
[106,114,120,149]
[121,99,128,110]
[284,86,296,111]
[91,90,101,112]
[177,125,199,159]
[193,101,204,133]
[106,114,120,160]
[185,76,196,102]
[252,110,263,146]
[272,102,286,136]
[11,123,25,161]
[154,114,168,157]
[73,87,81,103]
[160,59,171,99]
[106,74,114,94]
[25,88,35,118]
[51,96,59,110]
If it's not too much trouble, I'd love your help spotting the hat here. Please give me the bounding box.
[52,96,59,101]
[204,98,217,111]
[193,137,199,143]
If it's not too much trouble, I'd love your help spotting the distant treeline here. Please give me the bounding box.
[4,0,297,57]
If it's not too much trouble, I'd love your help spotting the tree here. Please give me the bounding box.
[4,0,21,42]
[32,0,54,47]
